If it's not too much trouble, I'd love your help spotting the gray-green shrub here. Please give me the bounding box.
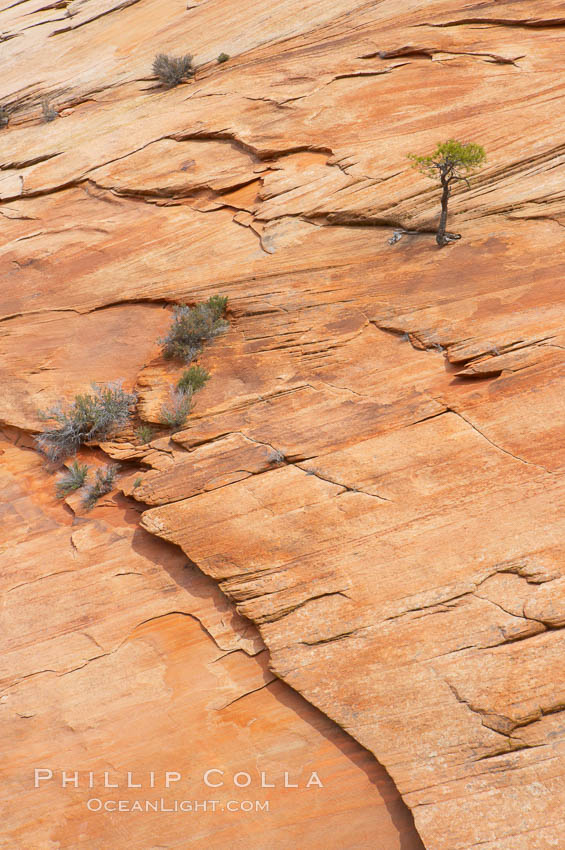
[269,448,285,465]
[82,464,119,510]
[36,382,137,463]
[160,296,228,362]
[41,99,57,123]
[152,53,194,87]
[135,424,154,444]
[55,461,89,498]
[177,365,210,394]
[160,388,192,429]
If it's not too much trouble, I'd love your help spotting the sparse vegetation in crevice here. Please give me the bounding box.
[158,295,228,432]
[135,424,154,445]
[152,53,194,87]
[55,460,89,498]
[0,106,9,129]
[82,464,119,510]
[217,52,230,64]
[268,448,285,465]
[36,382,137,463]
[160,388,192,430]
[39,295,227,496]
[41,99,58,123]
[177,365,210,394]
[160,295,228,362]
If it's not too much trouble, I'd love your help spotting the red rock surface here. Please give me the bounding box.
[0,431,420,848]
[2,1,565,847]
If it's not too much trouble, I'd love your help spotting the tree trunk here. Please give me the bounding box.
[436,178,450,246]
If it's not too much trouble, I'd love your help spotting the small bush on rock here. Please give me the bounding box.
[55,460,89,498]
[135,424,154,444]
[217,53,230,64]
[36,382,137,463]
[160,388,192,429]
[160,296,228,362]
[82,464,119,510]
[41,99,57,123]
[152,53,194,87]
[206,294,228,317]
[0,106,9,129]
[177,365,210,394]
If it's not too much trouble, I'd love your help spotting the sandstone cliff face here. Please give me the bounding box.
[1,1,564,848]
[2,431,418,848]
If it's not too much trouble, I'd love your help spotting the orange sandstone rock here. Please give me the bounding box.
[0,433,421,849]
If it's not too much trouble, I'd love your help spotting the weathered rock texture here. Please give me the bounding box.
[0,431,419,848]
[2,1,565,848]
